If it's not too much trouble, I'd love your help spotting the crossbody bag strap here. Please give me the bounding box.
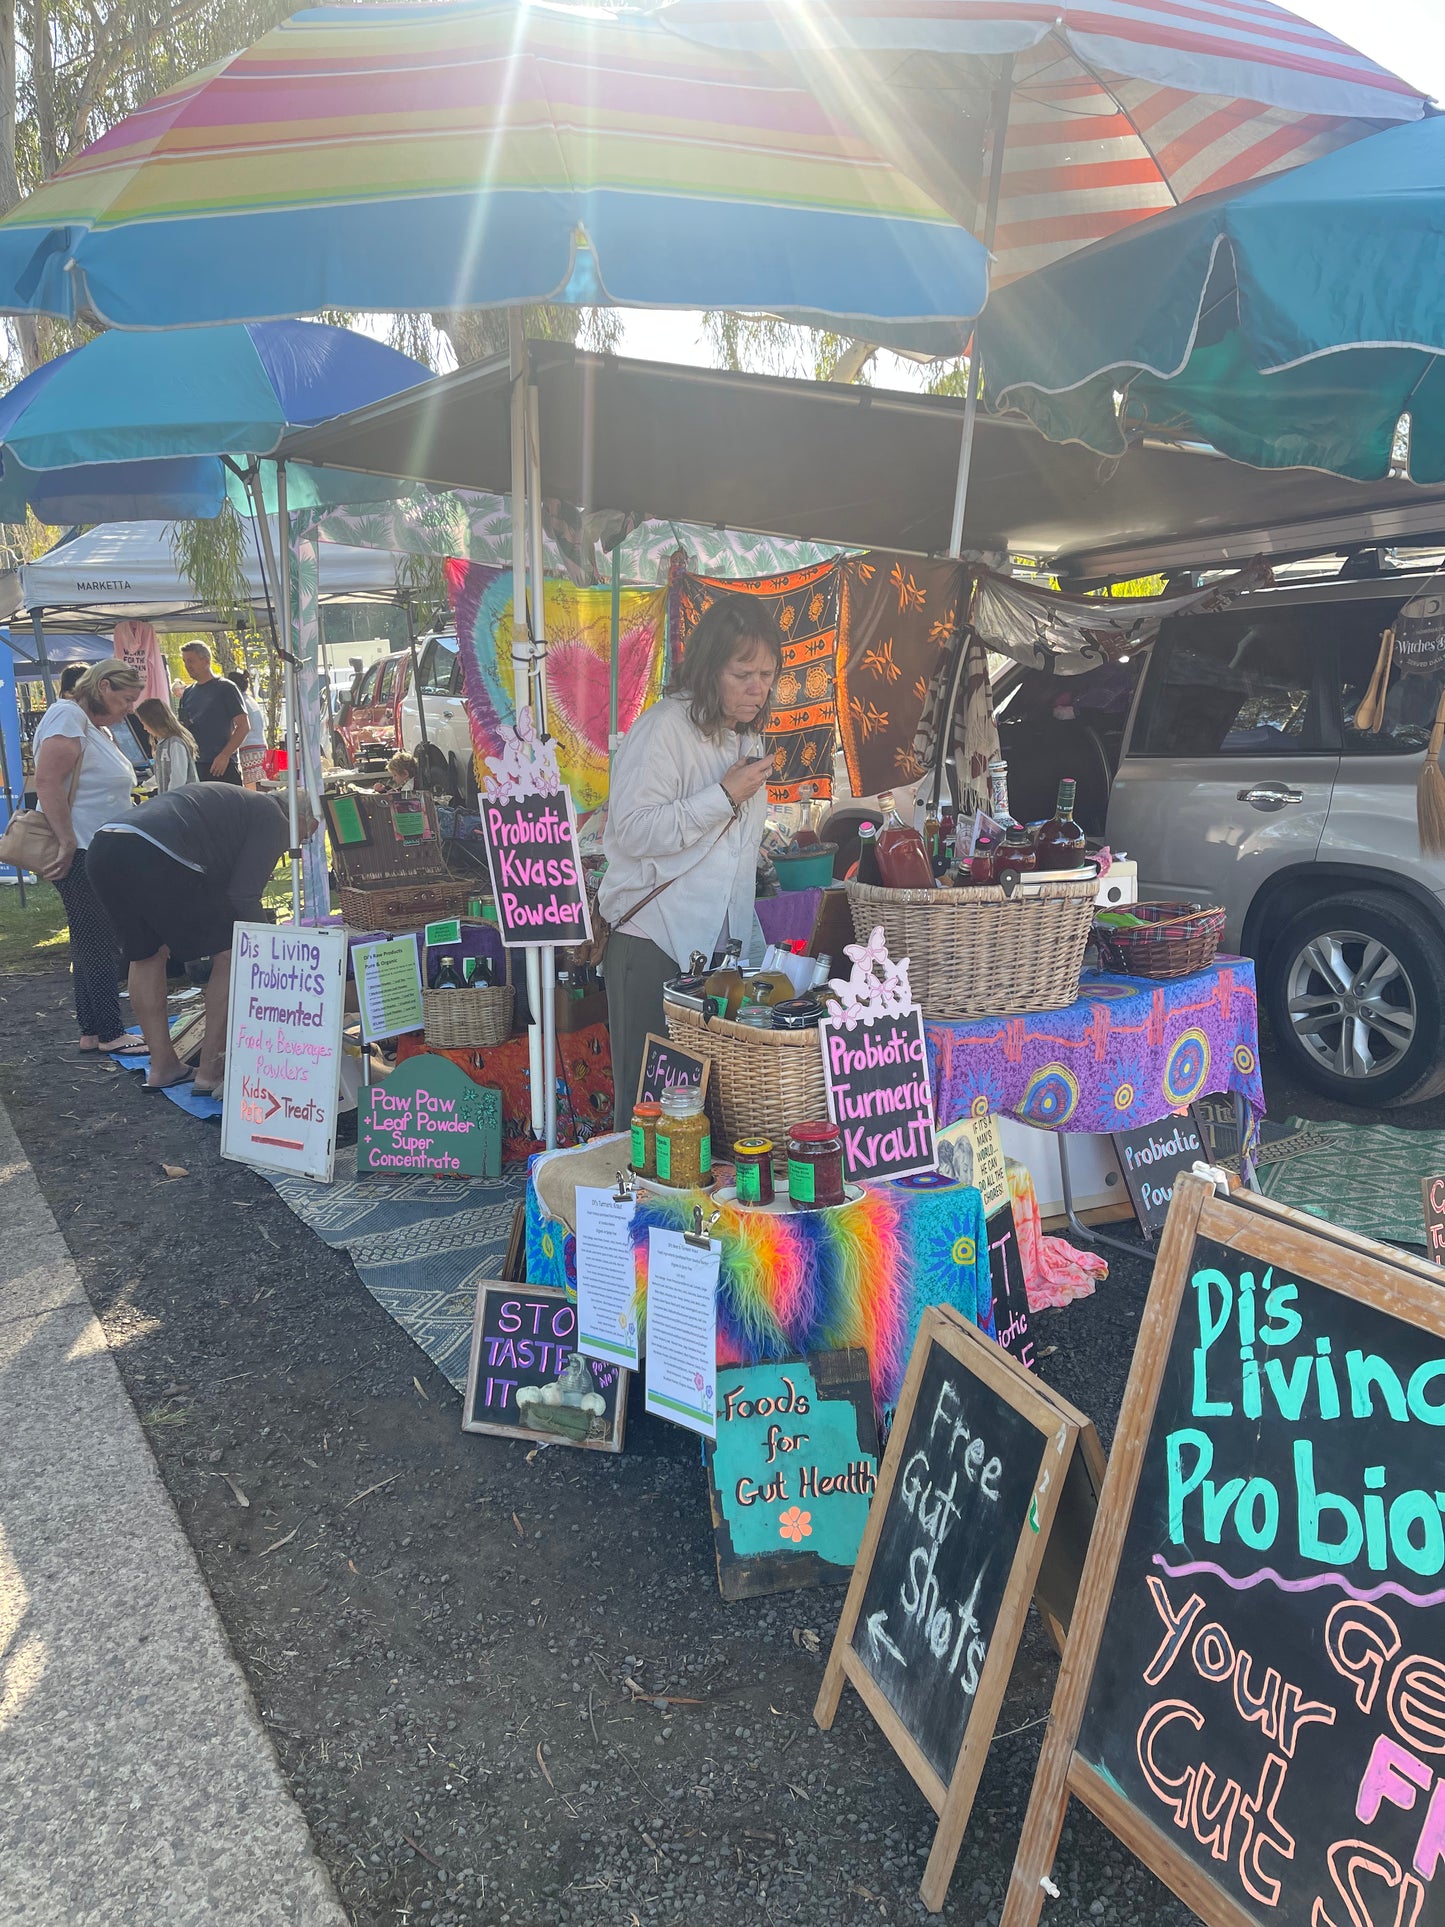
[610,813,738,938]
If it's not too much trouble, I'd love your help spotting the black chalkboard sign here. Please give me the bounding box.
[1424,1175,1445,1265]
[479,788,591,949]
[816,1306,1094,1912]
[1002,1173,1445,1927]
[1111,1107,1203,1236]
[461,1282,626,1452]
[636,1033,711,1112]
[821,1007,937,1184]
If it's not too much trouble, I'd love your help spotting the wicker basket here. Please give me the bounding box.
[423,984,514,1048]
[1094,901,1226,980]
[844,875,1098,1019]
[665,997,828,1159]
[337,880,471,933]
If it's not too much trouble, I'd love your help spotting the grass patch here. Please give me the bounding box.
[0,869,300,973]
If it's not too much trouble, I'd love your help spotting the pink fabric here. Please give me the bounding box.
[1005,1159,1108,1313]
[112,622,170,704]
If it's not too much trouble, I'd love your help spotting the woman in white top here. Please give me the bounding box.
[232,668,268,789]
[33,658,145,1050]
[600,596,781,1113]
[135,698,198,792]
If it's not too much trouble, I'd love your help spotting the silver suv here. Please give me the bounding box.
[996,571,1445,1106]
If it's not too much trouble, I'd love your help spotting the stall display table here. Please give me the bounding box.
[926,959,1263,1132]
[926,959,1263,1252]
[397,1022,613,1163]
[526,1139,991,1415]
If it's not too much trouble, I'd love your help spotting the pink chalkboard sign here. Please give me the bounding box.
[479,788,591,950]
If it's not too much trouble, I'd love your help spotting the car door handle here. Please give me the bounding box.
[1237,783,1305,811]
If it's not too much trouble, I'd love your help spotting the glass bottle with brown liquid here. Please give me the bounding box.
[1033,778,1087,870]
[703,939,747,1019]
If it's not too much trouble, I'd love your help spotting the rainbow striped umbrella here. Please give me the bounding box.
[0,0,986,352]
[660,0,1427,288]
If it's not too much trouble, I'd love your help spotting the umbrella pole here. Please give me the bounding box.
[30,610,54,706]
[527,373,558,1152]
[511,316,547,1145]
[946,54,1014,561]
[275,461,304,926]
[609,542,621,774]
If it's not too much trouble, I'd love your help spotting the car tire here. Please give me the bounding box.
[415,742,452,796]
[331,733,350,767]
[1262,890,1445,1106]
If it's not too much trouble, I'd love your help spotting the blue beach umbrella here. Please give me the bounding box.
[0,318,432,523]
[979,118,1445,485]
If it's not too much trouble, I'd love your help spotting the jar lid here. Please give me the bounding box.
[733,1138,774,1156]
[790,1121,841,1143]
[660,1087,705,1116]
[631,1101,662,1119]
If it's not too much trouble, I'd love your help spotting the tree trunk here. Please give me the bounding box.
[31,0,55,179]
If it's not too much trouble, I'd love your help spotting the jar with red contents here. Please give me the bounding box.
[787,1121,846,1209]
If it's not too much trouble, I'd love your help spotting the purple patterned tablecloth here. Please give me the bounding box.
[926,959,1264,1134]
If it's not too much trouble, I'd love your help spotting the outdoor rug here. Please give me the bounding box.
[263,1167,528,1391]
[1257,1119,1445,1249]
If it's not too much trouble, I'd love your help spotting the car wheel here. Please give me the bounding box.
[415,742,452,796]
[1262,890,1445,1105]
[331,733,350,767]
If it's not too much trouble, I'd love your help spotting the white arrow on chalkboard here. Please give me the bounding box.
[866,1609,906,1666]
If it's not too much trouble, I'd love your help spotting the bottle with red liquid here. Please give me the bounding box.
[874,791,936,891]
[1034,777,1087,871]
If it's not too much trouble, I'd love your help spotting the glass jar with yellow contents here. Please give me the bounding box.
[629,1100,662,1178]
[654,1087,712,1188]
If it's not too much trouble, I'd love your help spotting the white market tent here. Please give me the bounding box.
[3,519,406,627]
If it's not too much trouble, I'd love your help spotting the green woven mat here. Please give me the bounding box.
[1257,1119,1445,1248]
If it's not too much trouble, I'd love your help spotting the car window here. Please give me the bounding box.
[1340,598,1445,757]
[1134,614,1321,756]
[377,659,399,702]
[418,638,461,696]
[356,664,381,706]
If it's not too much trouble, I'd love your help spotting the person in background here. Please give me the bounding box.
[232,667,268,789]
[136,698,197,792]
[87,784,317,1095]
[58,664,86,699]
[32,658,145,1052]
[386,751,418,793]
[600,595,781,1111]
[177,641,247,785]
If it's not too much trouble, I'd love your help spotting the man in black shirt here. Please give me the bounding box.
[87,785,316,1094]
[177,641,248,783]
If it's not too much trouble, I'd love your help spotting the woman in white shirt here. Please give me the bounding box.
[33,658,145,1051]
[232,668,268,789]
[600,596,781,1113]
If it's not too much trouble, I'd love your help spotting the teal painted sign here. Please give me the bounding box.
[705,1352,879,1600]
[357,1056,502,1178]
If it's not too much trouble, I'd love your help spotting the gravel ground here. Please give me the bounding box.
[0,962,1426,1927]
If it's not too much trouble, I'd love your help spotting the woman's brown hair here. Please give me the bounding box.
[670,594,783,740]
[135,697,198,757]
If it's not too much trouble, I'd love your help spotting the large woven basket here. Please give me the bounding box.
[665,997,828,1159]
[338,880,471,934]
[423,984,514,1048]
[845,874,1098,1019]
[1094,901,1225,981]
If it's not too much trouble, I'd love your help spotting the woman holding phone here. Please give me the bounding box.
[601,595,782,1113]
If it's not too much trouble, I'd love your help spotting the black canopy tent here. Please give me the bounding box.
[280,342,1445,585]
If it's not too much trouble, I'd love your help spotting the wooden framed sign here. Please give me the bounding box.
[635,1034,711,1112]
[462,1283,626,1452]
[1422,1175,1445,1265]
[705,1349,881,1602]
[1002,1171,1445,1927]
[820,1005,937,1185]
[480,786,590,949]
[815,1305,1097,1912]
[357,1057,501,1177]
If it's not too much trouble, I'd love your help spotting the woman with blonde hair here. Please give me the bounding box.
[136,698,198,792]
[32,658,144,1051]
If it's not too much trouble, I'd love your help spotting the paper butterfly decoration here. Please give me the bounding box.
[482,705,562,802]
[825,925,916,1030]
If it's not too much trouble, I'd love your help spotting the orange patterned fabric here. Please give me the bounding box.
[671,561,840,803]
[836,554,964,798]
